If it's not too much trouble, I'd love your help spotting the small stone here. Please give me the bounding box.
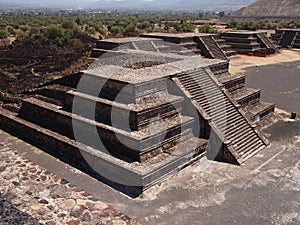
[3,174,13,180]
[81,192,91,197]
[44,170,51,175]
[120,214,131,222]
[39,190,50,198]
[63,199,76,210]
[29,169,37,174]
[26,191,33,196]
[73,187,83,192]
[31,205,41,211]
[30,175,37,180]
[66,220,80,225]
[12,181,21,186]
[41,175,47,181]
[21,171,28,176]
[112,219,127,225]
[60,179,69,185]
[51,194,60,199]
[88,197,100,202]
[58,213,66,218]
[53,175,61,182]
[86,201,94,209]
[76,199,86,206]
[47,205,55,211]
[39,199,49,204]
[18,164,26,167]
[21,177,29,181]
[94,202,109,210]
[38,210,46,216]
[70,210,81,218]
[45,221,56,225]
[82,211,92,221]
[0,165,6,172]
[12,198,22,206]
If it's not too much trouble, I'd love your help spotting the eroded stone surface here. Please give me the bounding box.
[0,143,138,225]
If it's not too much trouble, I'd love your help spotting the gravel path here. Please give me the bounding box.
[0,143,138,225]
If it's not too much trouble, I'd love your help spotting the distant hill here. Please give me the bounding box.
[222,0,300,22]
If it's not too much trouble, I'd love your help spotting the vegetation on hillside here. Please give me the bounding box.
[226,19,300,30]
[0,11,222,43]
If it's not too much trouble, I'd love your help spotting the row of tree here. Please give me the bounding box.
[0,11,220,42]
[226,19,300,30]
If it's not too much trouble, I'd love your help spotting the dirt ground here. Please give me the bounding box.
[229,49,300,114]
[229,49,300,74]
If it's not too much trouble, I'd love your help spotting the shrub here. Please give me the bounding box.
[0,30,9,39]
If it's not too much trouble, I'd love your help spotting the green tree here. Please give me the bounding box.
[199,24,218,33]
[110,26,124,35]
[87,27,96,35]
[62,19,77,30]
[47,25,74,46]
[176,22,195,32]
[226,19,238,29]
[124,23,138,36]
[0,30,9,39]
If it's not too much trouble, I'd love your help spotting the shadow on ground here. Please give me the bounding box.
[0,192,41,225]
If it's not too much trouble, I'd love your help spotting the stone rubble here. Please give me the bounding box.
[0,144,139,225]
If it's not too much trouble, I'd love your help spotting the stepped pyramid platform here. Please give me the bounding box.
[271,29,300,49]
[221,31,279,56]
[0,34,275,196]
[92,33,237,61]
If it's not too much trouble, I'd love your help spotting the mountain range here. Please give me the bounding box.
[222,0,300,22]
[0,0,255,11]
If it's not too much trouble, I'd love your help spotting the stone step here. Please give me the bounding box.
[236,135,261,153]
[225,50,237,57]
[217,73,245,91]
[241,101,275,122]
[174,67,266,164]
[18,97,195,162]
[0,107,208,197]
[226,42,261,49]
[193,90,225,103]
[213,109,240,124]
[231,87,261,107]
[218,116,245,131]
[223,122,251,139]
[229,129,253,144]
[209,106,238,120]
[65,90,184,131]
[33,84,73,105]
[239,142,264,160]
[179,77,213,88]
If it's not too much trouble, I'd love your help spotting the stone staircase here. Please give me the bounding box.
[172,67,267,164]
[272,29,300,49]
[197,35,228,60]
[280,31,296,48]
[256,33,280,54]
[214,38,237,58]
[293,32,300,48]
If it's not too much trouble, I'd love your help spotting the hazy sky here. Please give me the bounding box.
[0,0,256,10]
